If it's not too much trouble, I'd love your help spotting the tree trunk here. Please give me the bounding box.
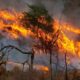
[65,53,68,80]
[55,52,59,79]
[30,51,34,71]
[50,51,53,80]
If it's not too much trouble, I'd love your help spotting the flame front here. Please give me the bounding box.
[0,9,31,39]
[0,9,80,57]
[54,20,80,57]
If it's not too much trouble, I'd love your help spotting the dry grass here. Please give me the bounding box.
[0,66,80,80]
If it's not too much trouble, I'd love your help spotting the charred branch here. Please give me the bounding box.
[0,45,32,55]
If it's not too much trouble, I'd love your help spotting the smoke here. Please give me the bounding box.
[0,0,64,16]
[0,0,29,11]
[0,0,79,26]
[62,0,80,41]
[63,0,80,27]
[0,0,80,40]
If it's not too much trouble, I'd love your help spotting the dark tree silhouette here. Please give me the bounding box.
[0,45,34,70]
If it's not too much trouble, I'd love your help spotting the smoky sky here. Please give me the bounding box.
[63,0,80,28]
[0,0,64,17]
[0,0,41,11]
[0,0,29,11]
[0,0,80,40]
[0,0,79,26]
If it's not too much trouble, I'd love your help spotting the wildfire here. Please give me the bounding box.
[0,9,31,39]
[57,32,75,55]
[0,9,80,57]
[54,20,80,57]
[62,22,80,35]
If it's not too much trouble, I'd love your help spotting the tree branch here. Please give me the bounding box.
[0,45,32,55]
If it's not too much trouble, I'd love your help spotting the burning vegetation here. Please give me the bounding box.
[0,9,31,39]
[0,3,80,80]
[0,8,80,57]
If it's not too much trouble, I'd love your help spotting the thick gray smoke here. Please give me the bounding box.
[63,0,80,27]
[0,0,64,17]
[0,0,79,25]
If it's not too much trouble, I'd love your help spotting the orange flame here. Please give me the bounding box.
[62,22,80,35]
[34,65,49,72]
[0,9,80,58]
[0,9,31,39]
[54,20,80,57]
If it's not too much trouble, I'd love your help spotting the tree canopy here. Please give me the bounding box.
[21,4,54,34]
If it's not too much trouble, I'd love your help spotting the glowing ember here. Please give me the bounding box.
[7,61,49,72]
[34,65,49,72]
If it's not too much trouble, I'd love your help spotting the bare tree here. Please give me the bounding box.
[0,45,34,70]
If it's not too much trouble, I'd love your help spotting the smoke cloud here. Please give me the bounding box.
[0,0,64,17]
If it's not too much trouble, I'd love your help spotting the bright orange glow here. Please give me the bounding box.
[34,65,49,72]
[62,23,80,35]
[54,20,80,57]
[0,10,16,20]
[40,66,49,72]
[8,61,49,72]
[54,19,80,35]
[0,9,80,58]
[57,32,75,55]
[0,9,31,39]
